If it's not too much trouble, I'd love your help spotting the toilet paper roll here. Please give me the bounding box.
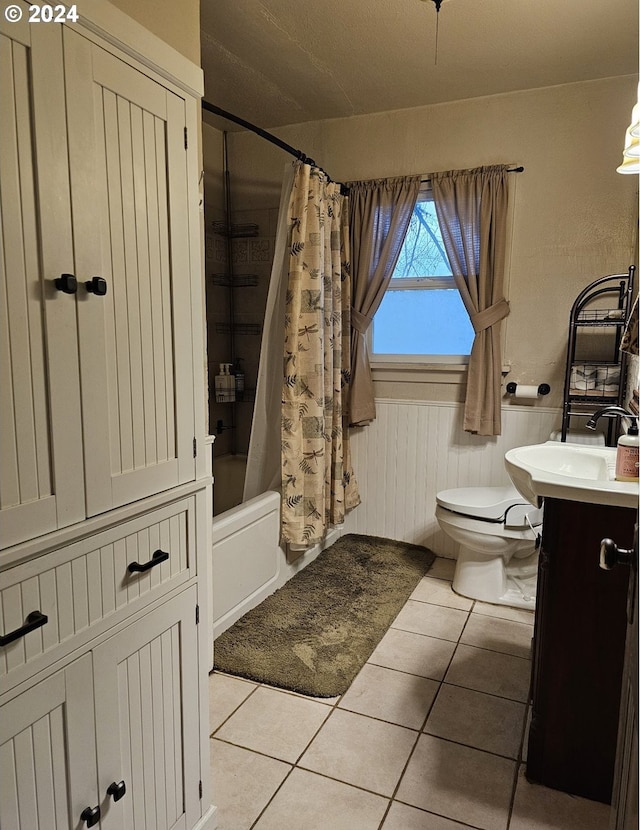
[514,384,540,399]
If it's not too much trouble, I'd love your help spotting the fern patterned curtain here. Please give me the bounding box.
[431,166,510,436]
[281,162,360,547]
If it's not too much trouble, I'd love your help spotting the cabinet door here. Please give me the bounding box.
[93,587,200,829]
[0,655,98,829]
[0,7,85,549]
[63,29,196,518]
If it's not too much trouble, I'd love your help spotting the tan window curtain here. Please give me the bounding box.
[347,175,421,426]
[281,162,360,547]
[431,166,510,436]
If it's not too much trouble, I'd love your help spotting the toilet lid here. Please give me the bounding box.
[436,484,533,521]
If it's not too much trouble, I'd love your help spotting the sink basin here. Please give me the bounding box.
[505,441,638,509]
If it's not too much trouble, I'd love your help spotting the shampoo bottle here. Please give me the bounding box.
[234,358,245,401]
[615,418,639,482]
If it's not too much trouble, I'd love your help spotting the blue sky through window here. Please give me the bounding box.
[373,198,475,356]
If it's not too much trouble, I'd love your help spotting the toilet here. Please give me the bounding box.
[435,484,543,609]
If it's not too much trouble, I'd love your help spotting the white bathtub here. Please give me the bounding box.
[211,485,343,642]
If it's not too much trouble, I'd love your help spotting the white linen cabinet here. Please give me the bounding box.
[0,3,215,828]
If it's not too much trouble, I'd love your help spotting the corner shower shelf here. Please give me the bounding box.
[560,266,635,444]
[211,273,260,288]
[237,388,256,403]
[211,220,260,238]
[215,322,262,336]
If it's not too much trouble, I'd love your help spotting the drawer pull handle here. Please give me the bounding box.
[80,805,101,827]
[0,611,48,647]
[107,780,126,801]
[127,549,169,574]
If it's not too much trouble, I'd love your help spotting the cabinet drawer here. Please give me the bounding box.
[0,496,195,689]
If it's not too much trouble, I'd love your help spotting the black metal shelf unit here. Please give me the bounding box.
[560,266,635,444]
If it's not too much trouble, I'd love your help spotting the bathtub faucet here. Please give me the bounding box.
[585,406,638,430]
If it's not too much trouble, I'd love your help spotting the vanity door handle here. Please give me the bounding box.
[107,780,126,801]
[599,538,634,570]
[85,276,108,296]
[80,805,101,827]
[0,611,48,647]
[127,549,169,573]
[55,273,78,294]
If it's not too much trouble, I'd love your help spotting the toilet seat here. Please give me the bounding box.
[435,484,541,610]
[435,505,535,541]
[436,484,542,526]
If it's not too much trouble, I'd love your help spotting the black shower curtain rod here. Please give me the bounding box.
[202,100,524,192]
[201,100,348,191]
[202,101,313,164]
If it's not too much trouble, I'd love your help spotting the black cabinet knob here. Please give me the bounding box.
[80,805,101,827]
[54,273,77,294]
[107,780,127,802]
[85,276,108,296]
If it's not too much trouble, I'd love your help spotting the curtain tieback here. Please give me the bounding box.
[470,297,510,333]
[351,308,373,334]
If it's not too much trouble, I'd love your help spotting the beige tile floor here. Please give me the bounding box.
[209,557,611,830]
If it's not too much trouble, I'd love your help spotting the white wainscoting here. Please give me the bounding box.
[344,399,561,557]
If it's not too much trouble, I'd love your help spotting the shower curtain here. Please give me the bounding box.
[243,164,295,502]
[245,161,360,547]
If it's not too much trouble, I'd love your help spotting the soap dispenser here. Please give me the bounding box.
[615,417,639,482]
[215,363,236,403]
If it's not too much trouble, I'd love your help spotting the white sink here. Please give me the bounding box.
[505,441,639,509]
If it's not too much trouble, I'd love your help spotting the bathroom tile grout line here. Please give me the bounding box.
[244,689,359,830]
[504,701,535,829]
[376,653,470,828]
[212,685,529,764]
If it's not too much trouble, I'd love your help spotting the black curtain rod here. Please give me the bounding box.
[202,101,524,193]
[202,99,349,192]
[202,100,314,165]
[421,166,524,184]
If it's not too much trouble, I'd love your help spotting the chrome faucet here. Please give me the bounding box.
[585,405,638,430]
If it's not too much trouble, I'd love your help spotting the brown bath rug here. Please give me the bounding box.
[212,533,436,698]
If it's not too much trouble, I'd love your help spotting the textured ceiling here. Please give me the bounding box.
[200,0,638,132]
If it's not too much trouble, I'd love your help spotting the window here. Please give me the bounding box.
[371,188,474,362]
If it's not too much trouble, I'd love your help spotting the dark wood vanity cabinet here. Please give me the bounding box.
[527,497,635,804]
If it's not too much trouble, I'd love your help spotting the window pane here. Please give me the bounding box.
[393,200,452,278]
[373,289,474,355]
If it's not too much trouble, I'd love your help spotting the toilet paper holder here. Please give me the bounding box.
[506,382,551,396]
